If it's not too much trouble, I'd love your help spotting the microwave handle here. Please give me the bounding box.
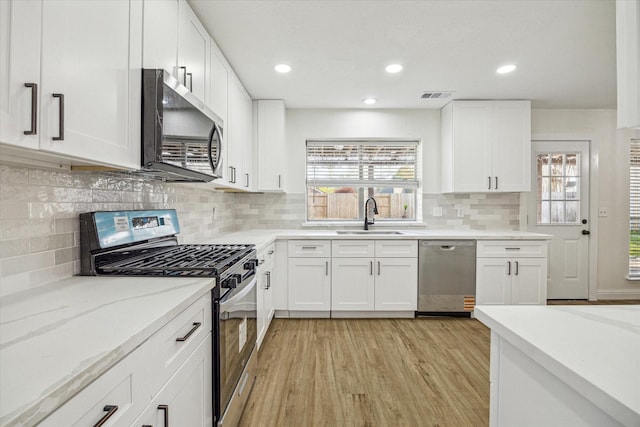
[208,123,222,174]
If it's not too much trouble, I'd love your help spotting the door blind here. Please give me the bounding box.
[630,140,640,276]
[306,141,419,188]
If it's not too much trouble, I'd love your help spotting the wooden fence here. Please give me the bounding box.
[308,193,414,220]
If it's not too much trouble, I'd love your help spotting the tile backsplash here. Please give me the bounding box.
[0,163,519,295]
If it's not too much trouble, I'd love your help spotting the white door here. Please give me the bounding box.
[39,0,141,169]
[287,258,331,310]
[374,258,418,310]
[331,258,375,310]
[528,141,590,299]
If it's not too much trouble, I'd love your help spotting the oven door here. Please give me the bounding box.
[218,274,257,417]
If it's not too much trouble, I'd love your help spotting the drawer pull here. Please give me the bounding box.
[158,404,169,427]
[301,246,317,250]
[268,250,275,255]
[505,247,521,251]
[175,322,201,342]
[94,405,118,427]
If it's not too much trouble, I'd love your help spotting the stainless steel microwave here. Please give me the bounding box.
[141,69,223,182]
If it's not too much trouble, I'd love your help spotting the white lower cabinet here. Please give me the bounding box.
[331,257,375,310]
[374,257,418,310]
[476,241,548,305]
[288,257,331,311]
[38,293,212,426]
[257,243,276,349]
[132,334,213,427]
[331,240,418,312]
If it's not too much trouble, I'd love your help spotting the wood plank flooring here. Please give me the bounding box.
[239,318,491,427]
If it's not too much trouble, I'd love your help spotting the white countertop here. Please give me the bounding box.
[474,305,640,426]
[0,276,214,426]
[202,229,551,252]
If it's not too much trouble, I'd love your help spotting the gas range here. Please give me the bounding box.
[78,209,258,425]
[79,209,256,294]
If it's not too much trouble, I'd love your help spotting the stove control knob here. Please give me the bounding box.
[222,276,237,289]
[244,259,258,270]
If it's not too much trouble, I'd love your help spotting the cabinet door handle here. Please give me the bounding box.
[266,271,271,289]
[52,93,64,140]
[158,405,169,427]
[268,250,275,255]
[93,405,118,427]
[278,174,282,188]
[233,167,237,183]
[370,261,373,275]
[495,176,498,190]
[24,83,37,135]
[245,173,249,187]
[325,261,329,275]
[179,66,187,86]
[515,261,519,276]
[488,176,492,190]
[186,72,193,92]
[175,322,201,342]
[507,261,511,275]
[377,261,381,275]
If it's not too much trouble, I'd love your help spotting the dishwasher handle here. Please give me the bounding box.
[420,240,476,249]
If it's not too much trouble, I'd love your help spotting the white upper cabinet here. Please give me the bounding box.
[0,0,42,150]
[616,0,640,129]
[441,100,531,193]
[223,75,253,190]
[177,0,210,103]
[255,100,286,192]
[210,43,229,125]
[0,0,142,170]
[142,0,179,75]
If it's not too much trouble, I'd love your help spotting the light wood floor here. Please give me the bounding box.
[239,318,491,427]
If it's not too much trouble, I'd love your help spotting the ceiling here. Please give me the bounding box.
[188,0,617,110]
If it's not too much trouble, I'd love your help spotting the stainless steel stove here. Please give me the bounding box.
[79,209,257,426]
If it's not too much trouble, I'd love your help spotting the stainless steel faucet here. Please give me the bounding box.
[364,197,378,230]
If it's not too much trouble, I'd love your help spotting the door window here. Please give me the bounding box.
[536,152,581,224]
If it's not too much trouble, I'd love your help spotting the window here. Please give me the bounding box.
[536,152,581,224]
[306,140,419,222]
[630,141,640,277]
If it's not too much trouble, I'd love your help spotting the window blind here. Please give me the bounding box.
[630,141,640,276]
[306,141,419,188]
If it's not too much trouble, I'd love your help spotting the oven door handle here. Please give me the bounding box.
[220,276,257,309]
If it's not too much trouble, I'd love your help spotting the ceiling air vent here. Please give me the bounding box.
[421,91,452,99]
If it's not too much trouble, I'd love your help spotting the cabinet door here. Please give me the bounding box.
[0,0,41,150]
[225,76,244,186]
[288,258,331,311]
[511,258,547,305]
[476,258,511,305]
[374,258,418,310]
[178,0,210,102]
[331,258,375,310]
[491,101,531,192]
[241,87,253,190]
[38,0,142,169]
[142,0,179,74]
[134,334,213,427]
[210,44,229,124]
[257,268,269,348]
[451,101,492,192]
[255,100,286,191]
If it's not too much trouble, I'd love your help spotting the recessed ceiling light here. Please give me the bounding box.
[385,64,403,73]
[496,64,517,74]
[274,64,292,73]
[363,98,377,105]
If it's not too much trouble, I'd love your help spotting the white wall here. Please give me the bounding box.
[285,109,441,194]
[531,109,640,298]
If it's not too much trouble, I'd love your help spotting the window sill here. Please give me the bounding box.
[625,275,640,281]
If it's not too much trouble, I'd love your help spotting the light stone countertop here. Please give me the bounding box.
[474,305,640,426]
[0,276,214,426]
[202,228,552,252]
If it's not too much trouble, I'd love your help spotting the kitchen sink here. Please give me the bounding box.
[335,230,404,235]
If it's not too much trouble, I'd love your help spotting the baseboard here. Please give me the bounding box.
[331,311,415,319]
[596,289,640,300]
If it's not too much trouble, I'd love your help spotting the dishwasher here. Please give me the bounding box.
[417,240,476,316]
